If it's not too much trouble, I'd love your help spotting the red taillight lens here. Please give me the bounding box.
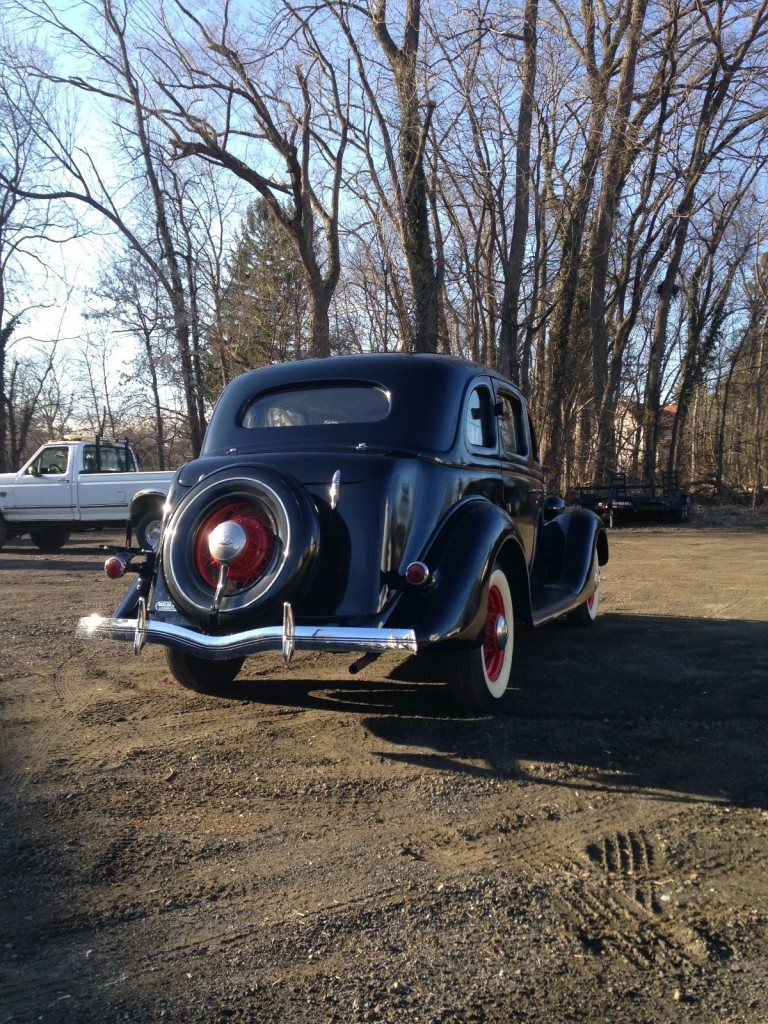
[104,555,127,579]
[193,500,276,588]
[405,561,430,585]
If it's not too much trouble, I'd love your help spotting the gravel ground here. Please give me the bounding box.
[1,522,767,1023]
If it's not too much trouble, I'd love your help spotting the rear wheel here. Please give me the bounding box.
[29,526,71,552]
[165,648,245,694]
[447,566,514,713]
[568,551,600,627]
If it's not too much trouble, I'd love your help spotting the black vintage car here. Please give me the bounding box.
[78,354,608,712]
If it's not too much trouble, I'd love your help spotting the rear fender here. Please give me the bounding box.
[387,499,530,645]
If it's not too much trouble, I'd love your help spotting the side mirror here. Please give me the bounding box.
[26,465,40,477]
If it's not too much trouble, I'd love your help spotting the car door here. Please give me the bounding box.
[11,445,73,520]
[494,385,543,566]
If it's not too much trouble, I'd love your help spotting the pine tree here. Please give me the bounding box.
[215,201,310,382]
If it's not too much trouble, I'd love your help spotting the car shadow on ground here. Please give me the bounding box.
[227,611,768,810]
[0,536,126,570]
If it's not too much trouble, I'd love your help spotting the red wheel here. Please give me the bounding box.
[447,566,514,712]
[483,579,509,683]
[193,500,276,587]
[569,551,600,627]
[162,467,320,627]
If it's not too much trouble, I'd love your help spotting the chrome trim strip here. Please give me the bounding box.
[77,614,418,661]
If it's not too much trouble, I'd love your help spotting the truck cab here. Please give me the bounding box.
[0,438,173,551]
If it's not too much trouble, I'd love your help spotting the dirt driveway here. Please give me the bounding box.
[1,523,767,1023]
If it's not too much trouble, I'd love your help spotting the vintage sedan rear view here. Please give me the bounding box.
[78,354,608,712]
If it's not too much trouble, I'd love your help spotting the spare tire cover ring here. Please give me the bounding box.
[162,468,320,626]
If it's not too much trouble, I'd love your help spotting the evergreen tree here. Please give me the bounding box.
[214,201,310,383]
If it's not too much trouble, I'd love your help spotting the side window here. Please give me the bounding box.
[465,385,495,449]
[31,446,69,475]
[498,393,529,457]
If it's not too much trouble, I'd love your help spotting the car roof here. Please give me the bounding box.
[202,353,521,457]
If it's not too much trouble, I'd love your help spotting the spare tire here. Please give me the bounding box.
[161,467,320,627]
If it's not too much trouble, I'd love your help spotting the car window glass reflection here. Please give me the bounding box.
[243,385,390,429]
[499,394,529,457]
[82,445,134,472]
[466,386,494,449]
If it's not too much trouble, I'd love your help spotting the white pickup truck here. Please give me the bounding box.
[0,438,175,551]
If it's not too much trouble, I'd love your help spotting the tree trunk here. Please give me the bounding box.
[499,0,538,381]
[589,0,650,482]
[371,0,439,353]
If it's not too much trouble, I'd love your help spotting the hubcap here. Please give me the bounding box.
[495,614,509,651]
[483,585,508,682]
[194,500,276,589]
[208,521,248,564]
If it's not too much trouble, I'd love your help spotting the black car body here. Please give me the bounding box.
[78,354,608,711]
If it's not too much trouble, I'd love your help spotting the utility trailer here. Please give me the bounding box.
[573,472,689,526]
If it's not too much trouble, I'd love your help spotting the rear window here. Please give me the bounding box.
[242,385,391,429]
[82,445,136,472]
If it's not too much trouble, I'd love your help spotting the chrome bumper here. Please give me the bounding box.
[77,601,418,664]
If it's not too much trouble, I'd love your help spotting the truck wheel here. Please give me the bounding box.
[0,518,6,549]
[447,566,514,713]
[165,648,245,694]
[136,508,163,550]
[29,526,71,552]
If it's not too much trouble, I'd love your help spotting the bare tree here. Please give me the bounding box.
[86,254,172,466]
[3,0,234,453]
[0,38,71,470]
[666,183,760,477]
[324,0,441,352]
[498,0,539,380]
[642,0,768,480]
[140,0,350,359]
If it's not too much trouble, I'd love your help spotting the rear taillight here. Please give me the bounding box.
[104,555,128,579]
[405,561,431,586]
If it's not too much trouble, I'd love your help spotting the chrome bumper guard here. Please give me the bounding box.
[77,601,418,665]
